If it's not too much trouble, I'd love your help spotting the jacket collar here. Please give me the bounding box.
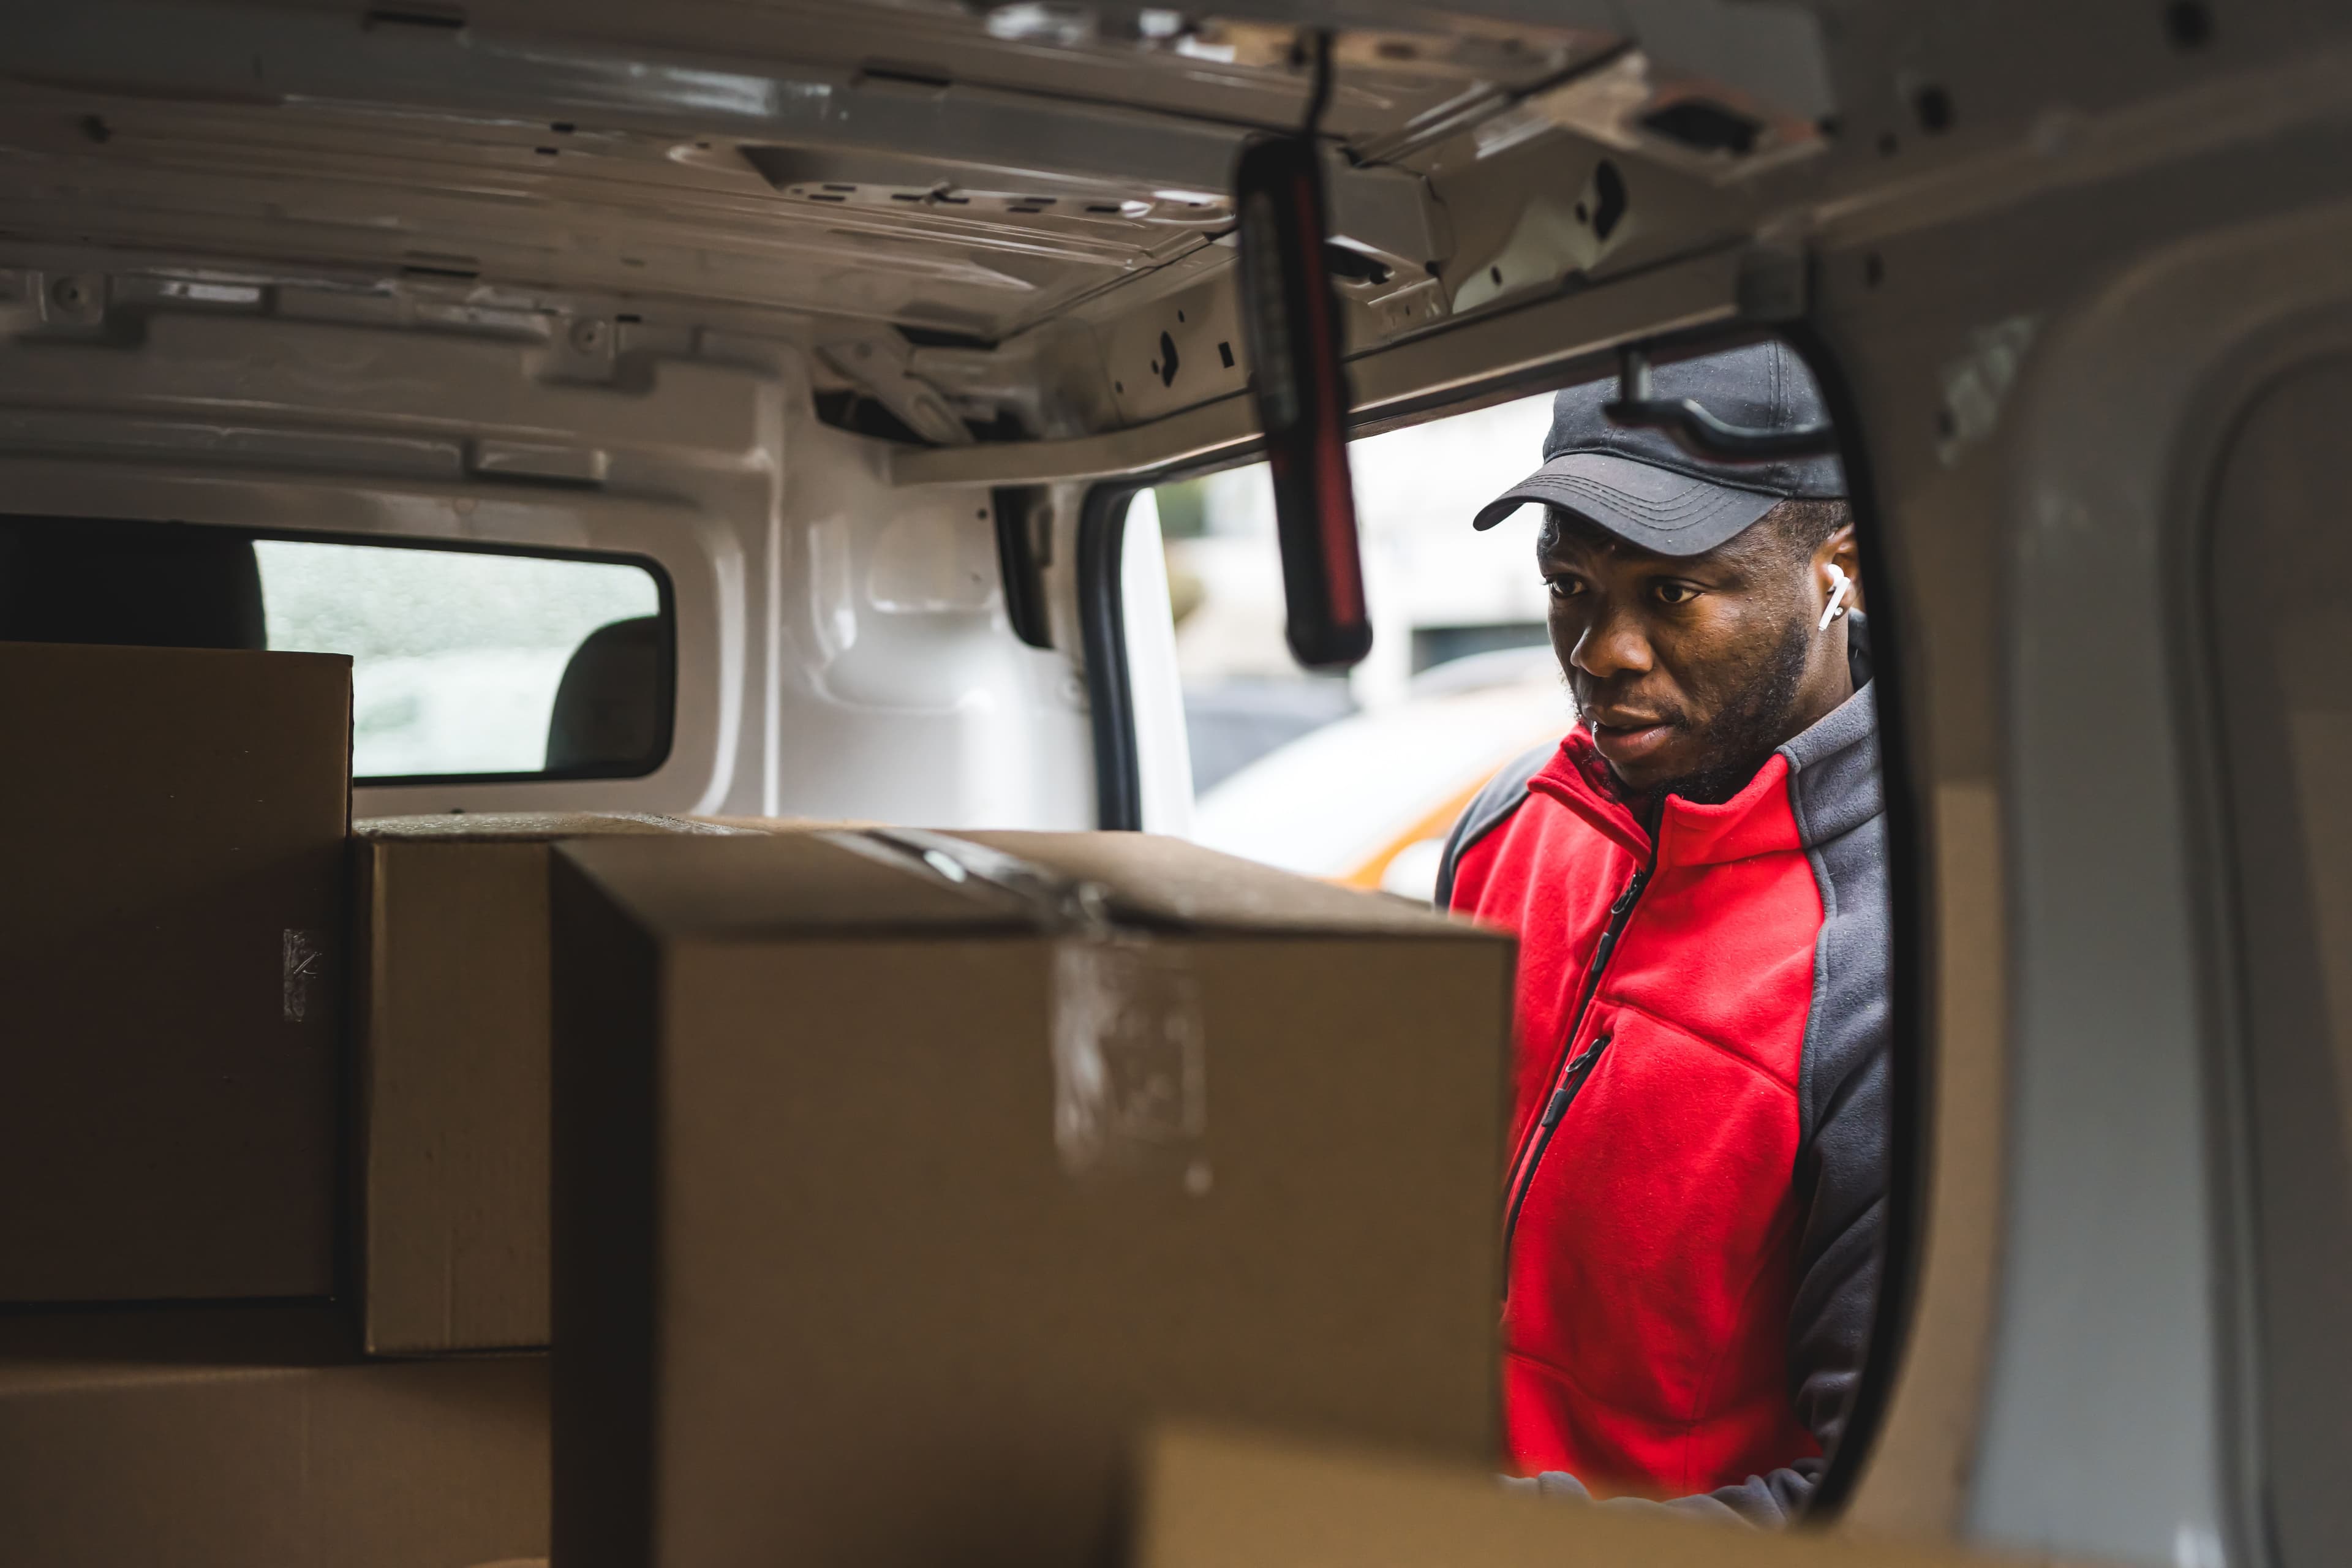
[1779,679,1882,847]
[1525,680,1882,869]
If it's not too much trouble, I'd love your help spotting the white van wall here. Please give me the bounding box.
[0,292,1097,827]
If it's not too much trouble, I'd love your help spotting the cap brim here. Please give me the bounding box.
[1470,450,1781,557]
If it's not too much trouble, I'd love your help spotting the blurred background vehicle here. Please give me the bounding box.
[1192,644,1563,899]
[1139,391,1575,897]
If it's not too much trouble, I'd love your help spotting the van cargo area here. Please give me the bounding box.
[6,1,2352,1566]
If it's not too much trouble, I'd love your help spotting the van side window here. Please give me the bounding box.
[0,515,669,783]
[255,540,668,782]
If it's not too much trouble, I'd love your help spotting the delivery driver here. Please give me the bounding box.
[1437,342,1887,1526]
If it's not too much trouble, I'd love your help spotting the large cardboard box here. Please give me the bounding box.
[353,812,752,1355]
[550,828,1515,1568]
[0,641,350,1302]
[0,1306,547,1567]
[1129,1424,2010,1568]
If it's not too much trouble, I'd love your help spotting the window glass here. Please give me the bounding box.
[1150,391,1568,900]
[254,540,665,780]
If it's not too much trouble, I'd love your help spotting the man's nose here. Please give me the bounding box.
[1570,598,1654,682]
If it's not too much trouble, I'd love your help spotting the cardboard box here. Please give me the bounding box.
[549,828,1515,1568]
[1130,1424,2013,1568]
[0,1305,546,1567]
[0,641,350,1302]
[353,812,752,1354]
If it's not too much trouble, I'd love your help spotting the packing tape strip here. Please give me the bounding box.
[282,927,324,1024]
[818,829,1211,1194]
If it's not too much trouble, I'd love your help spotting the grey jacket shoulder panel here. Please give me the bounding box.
[1779,679,1882,850]
[1431,739,1560,910]
[1775,673,1893,1515]
[1781,677,1890,1144]
[1785,820,1888,1456]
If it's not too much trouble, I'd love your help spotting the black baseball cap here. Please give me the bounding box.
[1471,341,1845,555]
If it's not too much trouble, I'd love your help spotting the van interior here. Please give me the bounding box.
[5,2,2352,1566]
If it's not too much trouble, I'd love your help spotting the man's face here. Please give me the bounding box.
[1539,507,1852,801]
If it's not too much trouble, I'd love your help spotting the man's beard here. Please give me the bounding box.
[1630,616,1815,808]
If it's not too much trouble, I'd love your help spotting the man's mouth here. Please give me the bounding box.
[1585,710,1677,767]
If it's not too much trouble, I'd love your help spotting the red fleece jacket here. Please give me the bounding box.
[1439,683,1889,1523]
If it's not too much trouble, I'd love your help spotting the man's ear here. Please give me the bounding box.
[1818,523,1862,614]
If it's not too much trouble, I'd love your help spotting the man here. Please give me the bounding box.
[1438,342,1887,1526]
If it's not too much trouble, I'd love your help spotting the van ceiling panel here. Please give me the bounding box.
[0,0,1734,338]
[163,0,1607,140]
[0,0,1833,452]
[0,89,1213,342]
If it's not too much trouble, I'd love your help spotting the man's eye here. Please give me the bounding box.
[1654,581,1702,605]
[1546,576,1585,599]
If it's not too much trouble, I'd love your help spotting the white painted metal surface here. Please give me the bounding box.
[0,293,1094,826]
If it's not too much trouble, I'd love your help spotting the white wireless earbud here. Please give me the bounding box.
[1818,564,1853,631]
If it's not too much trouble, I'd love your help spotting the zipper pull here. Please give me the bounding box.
[1610,869,1649,916]
[1540,1035,1612,1128]
[1568,1034,1610,1080]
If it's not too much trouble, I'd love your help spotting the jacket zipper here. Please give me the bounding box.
[1500,864,1651,1263]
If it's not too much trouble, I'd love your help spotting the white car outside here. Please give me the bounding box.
[1192,646,1571,902]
